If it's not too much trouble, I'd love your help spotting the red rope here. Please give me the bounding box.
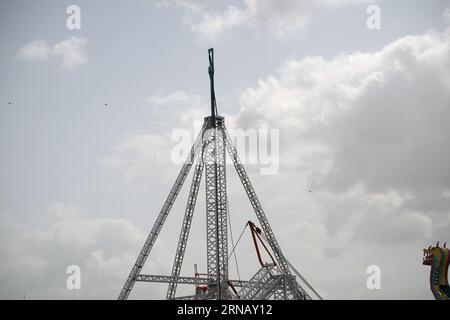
[248,221,276,267]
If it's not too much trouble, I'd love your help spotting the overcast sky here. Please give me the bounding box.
[0,0,449,300]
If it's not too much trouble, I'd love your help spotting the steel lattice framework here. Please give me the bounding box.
[118,49,320,300]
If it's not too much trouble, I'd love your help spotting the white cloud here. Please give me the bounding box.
[18,37,87,70]
[17,40,51,61]
[161,0,370,40]
[189,5,252,41]
[101,133,170,180]
[53,202,79,220]
[443,7,450,25]
[149,90,202,108]
[148,90,206,126]
[189,0,313,40]
[52,37,88,70]
[0,203,171,299]
[102,91,207,181]
[156,0,206,13]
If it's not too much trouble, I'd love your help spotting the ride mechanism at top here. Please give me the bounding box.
[118,48,321,300]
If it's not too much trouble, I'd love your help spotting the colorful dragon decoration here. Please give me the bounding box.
[423,242,450,300]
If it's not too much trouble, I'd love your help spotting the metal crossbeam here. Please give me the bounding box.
[138,274,248,287]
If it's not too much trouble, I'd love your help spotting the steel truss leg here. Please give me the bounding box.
[118,124,205,300]
[204,117,228,299]
[166,155,204,299]
[222,125,311,300]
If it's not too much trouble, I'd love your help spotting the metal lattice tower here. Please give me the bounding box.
[118,49,321,300]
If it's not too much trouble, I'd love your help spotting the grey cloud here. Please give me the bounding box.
[230,27,449,282]
[236,28,450,198]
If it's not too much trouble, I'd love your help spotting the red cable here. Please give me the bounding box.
[249,221,265,267]
[248,221,276,267]
[254,228,277,266]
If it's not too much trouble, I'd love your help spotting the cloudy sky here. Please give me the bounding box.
[1,0,449,300]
